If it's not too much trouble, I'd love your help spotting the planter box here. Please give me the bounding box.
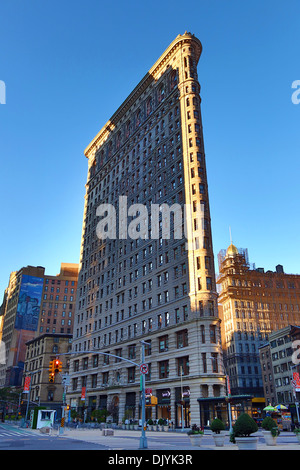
[189,434,203,447]
[213,433,225,447]
[262,430,277,446]
[235,436,258,450]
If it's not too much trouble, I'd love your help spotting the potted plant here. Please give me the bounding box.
[293,427,300,443]
[261,416,280,446]
[187,424,204,446]
[230,413,258,450]
[153,419,158,431]
[210,418,226,447]
[147,418,153,431]
[158,418,166,431]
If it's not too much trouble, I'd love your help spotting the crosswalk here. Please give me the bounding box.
[0,426,32,438]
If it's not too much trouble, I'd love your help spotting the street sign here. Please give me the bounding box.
[23,376,31,393]
[292,372,300,392]
[140,363,148,374]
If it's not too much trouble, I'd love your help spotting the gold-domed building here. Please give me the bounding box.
[226,243,239,257]
[217,243,300,420]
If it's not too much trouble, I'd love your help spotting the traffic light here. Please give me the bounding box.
[48,359,62,381]
[49,372,55,383]
[151,396,158,405]
[146,396,158,406]
[53,359,62,373]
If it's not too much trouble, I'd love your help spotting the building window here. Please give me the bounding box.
[210,325,217,343]
[91,374,97,388]
[103,372,109,385]
[83,357,89,370]
[128,367,136,383]
[211,353,218,373]
[159,360,169,378]
[201,325,205,343]
[177,356,189,376]
[206,277,212,290]
[159,335,168,352]
[158,84,165,103]
[146,97,152,116]
[177,329,188,349]
[128,345,136,359]
[145,340,151,356]
[202,353,207,373]
[183,305,188,321]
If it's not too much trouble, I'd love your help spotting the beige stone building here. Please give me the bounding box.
[23,333,72,419]
[67,32,225,428]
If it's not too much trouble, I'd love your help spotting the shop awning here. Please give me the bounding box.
[197,394,253,403]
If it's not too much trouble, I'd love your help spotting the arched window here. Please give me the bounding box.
[116,131,121,150]
[170,70,177,89]
[146,97,152,116]
[126,120,131,138]
[158,84,165,103]
[108,141,112,158]
[136,109,141,127]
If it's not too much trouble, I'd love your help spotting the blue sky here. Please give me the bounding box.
[0,0,299,297]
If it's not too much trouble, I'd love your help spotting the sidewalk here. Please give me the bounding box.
[29,426,300,450]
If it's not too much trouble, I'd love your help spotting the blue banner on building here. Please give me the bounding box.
[15,275,44,331]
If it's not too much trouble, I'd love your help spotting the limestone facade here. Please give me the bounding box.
[67,33,225,427]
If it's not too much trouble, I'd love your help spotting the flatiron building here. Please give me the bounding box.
[68,32,225,428]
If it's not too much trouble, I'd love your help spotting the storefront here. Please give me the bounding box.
[198,395,253,429]
[125,391,136,422]
[251,397,265,426]
[175,386,190,428]
[156,388,171,422]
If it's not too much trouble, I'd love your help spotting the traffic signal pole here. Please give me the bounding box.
[59,376,67,435]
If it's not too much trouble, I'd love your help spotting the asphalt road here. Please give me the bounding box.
[0,424,109,450]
